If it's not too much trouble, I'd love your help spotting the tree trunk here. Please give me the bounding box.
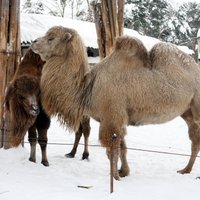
[197,36,200,63]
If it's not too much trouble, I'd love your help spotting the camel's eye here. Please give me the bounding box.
[48,37,54,42]
[18,94,25,100]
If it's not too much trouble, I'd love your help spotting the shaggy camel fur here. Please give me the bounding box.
[31,27,91,160]
[31,26,200,180]
[5,48,50,166]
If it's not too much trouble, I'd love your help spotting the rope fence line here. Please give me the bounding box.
[21,140,200,158]
[1,131,199,158]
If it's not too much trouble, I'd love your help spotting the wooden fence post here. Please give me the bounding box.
[93,0,124,59]
[0,0,21,149]
[92,2,106,59]
[197,29,200,64]
[0,0,10,148]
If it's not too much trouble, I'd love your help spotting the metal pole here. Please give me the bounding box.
[110,133,117,193]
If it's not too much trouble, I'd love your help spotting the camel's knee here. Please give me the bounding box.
[38,129,48,150]
[28,126,37,145]
[81,116,91,138]
[99,123,122,148]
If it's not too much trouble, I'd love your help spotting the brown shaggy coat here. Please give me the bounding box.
[31,26,200,180]
[5,48,50,166]
[32,27,91,159]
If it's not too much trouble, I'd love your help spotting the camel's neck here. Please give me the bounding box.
[43,54,89,131]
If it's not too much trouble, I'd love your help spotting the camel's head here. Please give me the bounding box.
[31,26,74,61]
[5,76,41,147]
[5,76,40,117]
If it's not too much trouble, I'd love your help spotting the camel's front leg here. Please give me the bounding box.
[106,143,120,180]
[119,139,130,177]
[28,126,37,163]
[65,126,82,158]
[38,128,49,166]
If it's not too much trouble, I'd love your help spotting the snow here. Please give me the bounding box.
[1,117,200,200]
[21,13,194,55]
[166,0,199,7]
[1,5,199,199]
[21,13,98,48]
[198,29,200,37]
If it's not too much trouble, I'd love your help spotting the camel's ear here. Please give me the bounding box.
[4,83,15,111]
[64,32,72,41]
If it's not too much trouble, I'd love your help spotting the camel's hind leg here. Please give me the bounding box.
[81,116,91,159]
[178,109,200,174]
[65,116,90,159]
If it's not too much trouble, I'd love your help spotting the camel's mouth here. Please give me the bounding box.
[29,105,40,116]
[30,45,39,53]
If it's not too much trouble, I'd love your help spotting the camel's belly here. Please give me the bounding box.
[129,106,188,126]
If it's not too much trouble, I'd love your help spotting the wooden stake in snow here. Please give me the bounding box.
[110,133,117,193]
[197,29,200,64]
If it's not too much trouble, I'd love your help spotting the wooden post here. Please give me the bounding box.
[93,0,124,58]
[198,37,200,66]
[110,140,114,193]
[92,2,106,59]
[197,39,200,64]
[0,0,10,148]
[118,0,124,36]
[197,29,200,64]
[0,0,21,148]
[110,133,117,193]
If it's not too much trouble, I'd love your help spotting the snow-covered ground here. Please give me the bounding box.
[1,117,200,200]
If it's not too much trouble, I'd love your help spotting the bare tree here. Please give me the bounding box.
[45,0,69,17]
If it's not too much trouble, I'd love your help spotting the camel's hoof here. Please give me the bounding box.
[113,171,120,180]
[65,152,75,158]
[177,168,191,174]
[113,175,120,181]
[41,161,49,167]
[82,152,89,160]
[29,157,36,163]
[118,169,130,177]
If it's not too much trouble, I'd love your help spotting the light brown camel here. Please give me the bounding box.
[31,26,200,180]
